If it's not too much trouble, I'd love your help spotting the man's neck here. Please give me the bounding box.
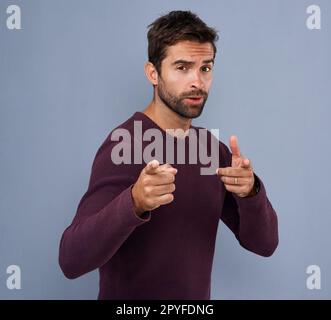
[143,98,192,135]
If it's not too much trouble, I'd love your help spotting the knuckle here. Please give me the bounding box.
[144,186,152,196]
[142,176,150,185]
[145,198,155,209]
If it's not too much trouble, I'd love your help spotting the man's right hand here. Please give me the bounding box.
[131,160,177,216]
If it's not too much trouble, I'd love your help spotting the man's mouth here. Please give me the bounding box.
[184,96,204,104]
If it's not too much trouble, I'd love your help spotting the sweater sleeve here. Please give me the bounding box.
[58,137,151,279]
[219,143,279,257]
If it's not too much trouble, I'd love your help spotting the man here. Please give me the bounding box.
[59,10,278,300]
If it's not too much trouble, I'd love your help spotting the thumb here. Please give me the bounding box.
[230,135,241,157]
[144,159,160,175]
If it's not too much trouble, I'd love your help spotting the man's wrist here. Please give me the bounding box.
[131,184,145,217]
[246,174,260,197]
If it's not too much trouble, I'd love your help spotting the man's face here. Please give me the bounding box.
[156,40,215,119]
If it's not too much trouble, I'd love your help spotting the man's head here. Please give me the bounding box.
[145,10,219,119]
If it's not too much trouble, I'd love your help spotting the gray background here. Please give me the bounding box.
[0,0,330,299]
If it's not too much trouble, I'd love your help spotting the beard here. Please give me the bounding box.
[157,77,208,119]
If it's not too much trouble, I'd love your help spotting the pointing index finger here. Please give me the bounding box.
[230,135,241,157]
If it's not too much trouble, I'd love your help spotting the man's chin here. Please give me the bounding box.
[181,104,204,119]
[166,101,206,119]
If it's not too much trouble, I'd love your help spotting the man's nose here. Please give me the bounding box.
[189,70,205,90]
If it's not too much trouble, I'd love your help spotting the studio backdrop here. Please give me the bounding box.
[0,0,330,299]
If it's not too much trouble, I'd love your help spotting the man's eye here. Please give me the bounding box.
[201,66,212,72]
[177,65,187,71]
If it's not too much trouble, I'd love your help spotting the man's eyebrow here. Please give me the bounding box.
[172,59,214,65]
[202,59,214,64]
[172,60,194,66]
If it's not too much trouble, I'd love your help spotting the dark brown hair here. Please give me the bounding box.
[147,10,219,75]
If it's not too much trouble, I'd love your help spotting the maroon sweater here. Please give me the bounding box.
[59,111,278,299]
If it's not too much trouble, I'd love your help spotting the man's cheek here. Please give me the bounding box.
[205,77,213,89]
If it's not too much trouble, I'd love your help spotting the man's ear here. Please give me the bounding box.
[144,62,158,86]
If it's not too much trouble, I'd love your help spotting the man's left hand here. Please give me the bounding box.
[216,135,256,198]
